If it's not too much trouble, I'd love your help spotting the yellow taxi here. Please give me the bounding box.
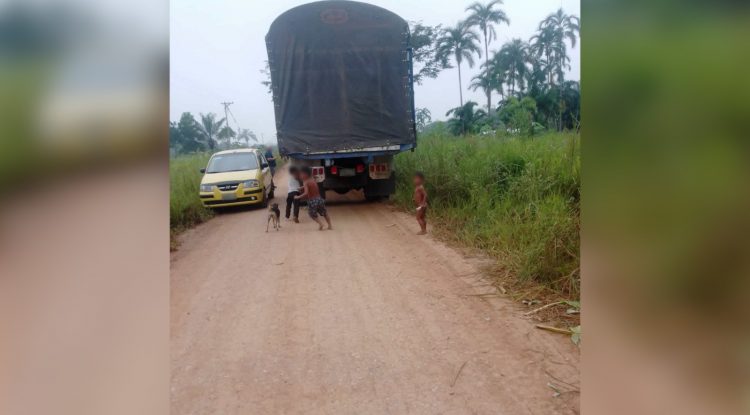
[199,149,274,208]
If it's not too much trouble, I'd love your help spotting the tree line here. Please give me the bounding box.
[170,112,258,155]
[174,2,579,156]
[411,1,580,136]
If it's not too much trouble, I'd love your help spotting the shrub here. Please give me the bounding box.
[170,153,214,232]
[394,132,580,296]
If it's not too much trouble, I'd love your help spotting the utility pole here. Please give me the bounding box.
[220,101,234,145]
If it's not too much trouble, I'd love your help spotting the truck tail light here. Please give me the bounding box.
[356,164,365,173]
[369,164,375,172]
[330,166,338,175]
[377,164,386,172]
[312,166,325,180]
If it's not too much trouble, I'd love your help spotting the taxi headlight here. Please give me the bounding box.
[200,184,213,192]
[242,180,259,188]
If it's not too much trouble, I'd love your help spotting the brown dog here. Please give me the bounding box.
[266,203,281,232]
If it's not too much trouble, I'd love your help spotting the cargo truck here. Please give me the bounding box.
[265,0,416,200]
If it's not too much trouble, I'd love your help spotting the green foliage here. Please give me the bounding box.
[409,22,445,84]
[465,1,510,45]
[499,96,537,135]
[171,112,255,156]
[536,8,580,85]
[260,60,272,95]
[198,113,227,151]
[170,153,214,231]
[237,128,258,146]
[465,0,510,110]
[570,325,581,345]
[469,68,495,110]
[393,132,580,296]
[446,101,487,135]
[436,20,482,106]
[528,81,580,131]
[170,112,206,154]
[415,107,432,132]
[421,120,448,135]
[494,38,531,96]
[218,124,236,142]
[464,7,579,132]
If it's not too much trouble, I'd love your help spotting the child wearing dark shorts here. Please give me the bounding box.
[294,167,332,230]
[307,197,327,220]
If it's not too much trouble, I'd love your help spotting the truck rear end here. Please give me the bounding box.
[265,0,416,199]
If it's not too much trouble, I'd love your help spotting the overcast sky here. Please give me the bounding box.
[170,0,580,144]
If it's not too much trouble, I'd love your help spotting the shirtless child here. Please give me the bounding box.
[294,167,333,231]
[413,171,428,235]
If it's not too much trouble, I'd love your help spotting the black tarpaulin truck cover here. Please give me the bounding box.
[266,0,416,156]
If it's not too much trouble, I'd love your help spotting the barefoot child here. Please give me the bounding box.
[295,167,333,231]
[413,172,428,235]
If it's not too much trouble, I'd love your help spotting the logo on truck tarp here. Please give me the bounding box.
[320,8,348,24]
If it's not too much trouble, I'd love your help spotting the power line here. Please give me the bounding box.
[220,101,236,143]
[227,106,240,130]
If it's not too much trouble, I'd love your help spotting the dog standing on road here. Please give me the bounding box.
[266,203,281,232]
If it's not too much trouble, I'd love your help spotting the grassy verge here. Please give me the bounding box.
[393,132,580,298]
[170,153,213,249]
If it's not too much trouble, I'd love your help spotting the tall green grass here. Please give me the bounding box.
[394,132,580,296]
[170,153,213,233]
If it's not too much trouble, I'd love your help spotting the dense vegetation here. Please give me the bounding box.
[256,2,581,138]
[410,2,580,136]
[393,132,580,296]
[170,111,259,156]
[170,153,213,237]
[170,1,582,294]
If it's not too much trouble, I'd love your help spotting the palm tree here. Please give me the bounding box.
[484,56,507,103]
[529,26,555,85]
[436,21,482,107]
[198,113,227,150]
[237,128,258,146]
[446,101,487,135]
[469,68,495,110]
[525,54,548,95]
[531,9,579,130]
[495,39,531,97]
[218,126,236,148]
[538,8,579,85]
[465,0,509,111]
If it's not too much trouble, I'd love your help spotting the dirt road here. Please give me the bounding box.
[171,171,579,414]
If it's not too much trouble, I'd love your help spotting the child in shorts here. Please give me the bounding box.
[295,167,332,231]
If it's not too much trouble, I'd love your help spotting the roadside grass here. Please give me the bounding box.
[393,132,580,298]
[170,153,213,249]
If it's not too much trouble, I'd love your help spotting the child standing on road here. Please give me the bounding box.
[295,167,332,231]
[286,166,302,223]
[413,172,428,235]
